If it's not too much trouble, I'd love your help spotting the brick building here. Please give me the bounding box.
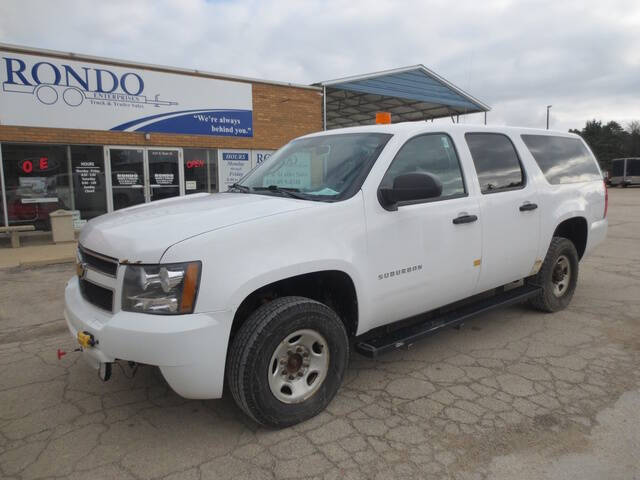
[0,43,488,231]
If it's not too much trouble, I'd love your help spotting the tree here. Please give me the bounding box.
[628,120,640,135]
[627,121,640,157]
[568,119,639,172]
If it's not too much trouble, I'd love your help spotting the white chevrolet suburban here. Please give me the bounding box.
[65,123,608,427]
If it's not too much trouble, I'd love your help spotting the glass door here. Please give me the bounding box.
[106,147,183,211]
[148,149,182,202]
[107,148,146,211]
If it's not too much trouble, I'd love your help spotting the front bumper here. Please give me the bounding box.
[64,276,233,399]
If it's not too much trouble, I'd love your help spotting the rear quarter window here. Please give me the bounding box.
[521,135,601,184]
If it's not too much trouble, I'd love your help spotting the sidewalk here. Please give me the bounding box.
[0,241,77,269]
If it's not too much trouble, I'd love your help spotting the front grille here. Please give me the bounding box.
[80,246,118,276]
[79,278,114,312]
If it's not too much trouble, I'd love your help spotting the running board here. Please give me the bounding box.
[354,285,542,358]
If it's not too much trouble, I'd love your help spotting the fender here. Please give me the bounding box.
[540,196,587,257]
[160,193,369,319]
[226,259,363,321]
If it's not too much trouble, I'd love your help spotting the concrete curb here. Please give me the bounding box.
[20,257,76,268]
[0,241,77,270]
[0,256,76,270]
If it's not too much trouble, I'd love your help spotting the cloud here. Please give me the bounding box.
[1,0,639,131]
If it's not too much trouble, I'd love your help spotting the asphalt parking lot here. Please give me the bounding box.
[0,188,639,480]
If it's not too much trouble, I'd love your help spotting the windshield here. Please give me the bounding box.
[237,133,392,201]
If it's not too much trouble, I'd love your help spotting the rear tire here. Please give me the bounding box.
[227,296,349,428]
[528,237,579,312]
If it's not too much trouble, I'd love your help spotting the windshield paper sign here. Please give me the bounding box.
[0,51,253,137]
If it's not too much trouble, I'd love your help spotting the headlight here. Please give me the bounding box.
[122,261,201,314]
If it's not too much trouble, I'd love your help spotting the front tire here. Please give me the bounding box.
[227,296,349,428]
[528,236,579,312]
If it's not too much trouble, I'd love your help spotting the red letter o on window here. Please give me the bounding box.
[22,160,33,173]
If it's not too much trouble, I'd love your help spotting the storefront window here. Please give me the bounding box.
[184,148,217,194]
[1,145,225,228]
[110,148,145,210]
[70,146,107,222]
[148,149,181,201]
[2,144,70,231]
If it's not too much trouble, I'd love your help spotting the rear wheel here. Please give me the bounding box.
[227,296,349,428]
[528,236,579,312]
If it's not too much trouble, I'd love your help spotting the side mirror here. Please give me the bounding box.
[379,172,443,211]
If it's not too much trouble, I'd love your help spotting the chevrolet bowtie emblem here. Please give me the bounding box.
[76,262,88,279]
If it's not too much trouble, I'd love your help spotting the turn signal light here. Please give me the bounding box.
[180,262,200,313]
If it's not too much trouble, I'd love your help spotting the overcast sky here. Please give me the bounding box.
[1,0,639,132]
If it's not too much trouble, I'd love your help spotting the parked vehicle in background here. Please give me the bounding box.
[64,123,607,427]
[5,184,64,230]
[610,158,640,187]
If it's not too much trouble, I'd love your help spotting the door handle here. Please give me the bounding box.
[519,202,538,212]
[452,214,478,225]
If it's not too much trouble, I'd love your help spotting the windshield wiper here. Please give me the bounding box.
[227,183,252,193]
[254,185,308,200]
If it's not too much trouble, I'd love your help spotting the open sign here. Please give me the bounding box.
[19,157,59,174]
[186,160,205,169]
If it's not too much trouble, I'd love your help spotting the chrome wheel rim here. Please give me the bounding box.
[268,329,329,404]
[552,255,571,297]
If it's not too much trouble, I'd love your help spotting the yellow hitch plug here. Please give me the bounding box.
[77,331,95,348]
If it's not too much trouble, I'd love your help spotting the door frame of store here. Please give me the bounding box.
[0,143,8,227]
[104,146,184,212]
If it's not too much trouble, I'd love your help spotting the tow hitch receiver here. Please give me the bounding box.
[75,332,112,381]
[77,331,96,348]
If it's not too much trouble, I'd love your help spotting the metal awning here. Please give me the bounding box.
[315,65,490,130]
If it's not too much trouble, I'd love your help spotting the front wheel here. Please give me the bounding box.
[528,236,579,312]
[227,296,349,428]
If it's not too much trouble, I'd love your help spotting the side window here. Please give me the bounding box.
[521,134,601,184]
[380,133,465,200]
[465,133,525,193]
[612,159,625,177]
[627,159,640,176]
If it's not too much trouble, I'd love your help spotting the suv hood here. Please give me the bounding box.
[79,193,315,263]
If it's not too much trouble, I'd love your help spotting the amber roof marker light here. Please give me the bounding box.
[376,112,391,124]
